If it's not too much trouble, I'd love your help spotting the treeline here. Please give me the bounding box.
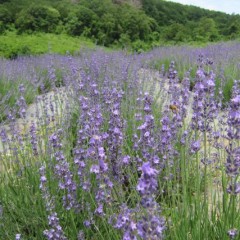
[0,0,240,50]
[142,0,240,42]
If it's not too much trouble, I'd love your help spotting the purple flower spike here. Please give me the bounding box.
[44,213,67,240]
[227,182,240,195]
[49,130,79,210]
[227,229,238,239]
[190,140,201,154]
[141,162,158,177]
[15,234,21,240]
[136,162,165,239]
[39,166,67,240]
[113,205,138,240]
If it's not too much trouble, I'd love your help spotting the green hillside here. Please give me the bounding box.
[0,0,240,57]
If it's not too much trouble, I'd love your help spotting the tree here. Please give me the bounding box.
[97,13,117,45]
[0,4,12,23]
[193,17,220,42]
[163,23,190,42]
[118,4,156,42]
[66,6,98,37]
[226,15,240,39]
[15,5,60,33]
[0,0,11,3]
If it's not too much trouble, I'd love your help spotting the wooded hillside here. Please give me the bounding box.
[0,0,240,50]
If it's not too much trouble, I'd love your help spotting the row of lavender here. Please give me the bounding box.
[1,41,239,122]
[0,42,240,239]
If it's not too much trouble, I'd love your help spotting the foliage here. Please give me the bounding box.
[0,0,240,51]
[0,32,96,58]
[193,17,220,42]
[142,0,240,42]
[15,5,60,33]
[65,6,98,37]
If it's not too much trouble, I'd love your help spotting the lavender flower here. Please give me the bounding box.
[15,234,21,240]
[107,88,124,177]
[88,134,113,215]
[191,57,218,137]
[137,162,158,198]
[227,182,240,195]
[39,166,67,240]
[18,84,25,94]
[29,121,38,155]
[227,95,240,133]
[225,95,240,179]
[167,61,177,81]
[49,130,78,210]
[43,213,67,240]
[227,229,238,239]
[17,86,27,119]
[225,146,240,177]
[113,204,138,240]
[180,130,189,146]
[77,231,85,240]
[135,93,157,166]
[48,61,57,91]
[189,140,201,154]
[136,162,165,239]
[0,129,8,143]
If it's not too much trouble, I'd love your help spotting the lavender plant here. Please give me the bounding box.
[0,43,240,240]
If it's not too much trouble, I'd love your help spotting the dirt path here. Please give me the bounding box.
[0,87,69,154]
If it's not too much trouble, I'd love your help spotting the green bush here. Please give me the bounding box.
[0,32,96,58]
[15,5,60,33]
[6,45,31,59]
[66,6,98,37]
[0,5,12,23]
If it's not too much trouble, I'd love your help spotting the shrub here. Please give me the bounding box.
[15,5,60,33]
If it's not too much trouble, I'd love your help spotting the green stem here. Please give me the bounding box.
[203,130,208,206]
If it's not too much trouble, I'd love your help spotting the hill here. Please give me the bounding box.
[0,0,240,55]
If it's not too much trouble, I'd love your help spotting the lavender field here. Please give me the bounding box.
[0,42,240,240]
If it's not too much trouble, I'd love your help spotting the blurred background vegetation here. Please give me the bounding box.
[1,0,240,57]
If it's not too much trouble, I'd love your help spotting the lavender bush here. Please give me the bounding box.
[0,42,240,239]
